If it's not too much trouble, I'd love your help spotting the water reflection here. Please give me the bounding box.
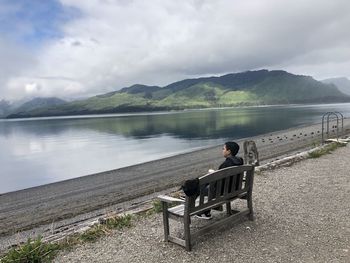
[1,103,349,193]
[0,105,338,140]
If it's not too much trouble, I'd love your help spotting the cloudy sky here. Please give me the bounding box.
[1,0,350,101]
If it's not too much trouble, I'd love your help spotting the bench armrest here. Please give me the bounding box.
[158,195,185,204]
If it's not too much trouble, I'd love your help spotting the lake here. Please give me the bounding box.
[1,103,349,194]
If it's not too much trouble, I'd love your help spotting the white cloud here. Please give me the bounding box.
[25,82,41,94]
[1,0,350,100]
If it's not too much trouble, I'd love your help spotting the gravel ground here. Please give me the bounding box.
[54,144,350,263]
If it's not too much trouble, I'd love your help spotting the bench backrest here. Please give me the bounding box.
[185,165,254,215]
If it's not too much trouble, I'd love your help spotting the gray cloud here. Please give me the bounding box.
[0,38,37,99]
[1,0,350,100]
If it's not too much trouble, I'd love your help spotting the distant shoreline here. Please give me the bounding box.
[3,101,350,120]
[4,101,350,120]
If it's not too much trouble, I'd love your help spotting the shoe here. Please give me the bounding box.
[194,213,212,220]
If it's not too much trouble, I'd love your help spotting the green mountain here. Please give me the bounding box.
[6,70,350,118]
[322,77,350,96]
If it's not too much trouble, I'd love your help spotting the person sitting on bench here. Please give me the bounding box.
[195,141,244,220]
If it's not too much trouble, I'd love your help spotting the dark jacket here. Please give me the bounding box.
[218,156,243,169]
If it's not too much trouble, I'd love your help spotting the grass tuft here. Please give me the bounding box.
[152,199,163,213]
[80,214,133,242]
[0,214,134,262]
[79,225,107,243]
[0,237,60,263]
[104,214,133,229]
[308,142,345,158]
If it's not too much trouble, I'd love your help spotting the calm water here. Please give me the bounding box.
[1,103,350,194]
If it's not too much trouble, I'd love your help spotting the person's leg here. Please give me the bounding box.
[195,184,212,219]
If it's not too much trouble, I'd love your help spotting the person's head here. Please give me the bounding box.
[222,141,240,158]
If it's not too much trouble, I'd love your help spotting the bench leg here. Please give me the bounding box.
[247,193,254,221]
[184,216,192,251]
[225,202,232,215]
[161,202,170,242]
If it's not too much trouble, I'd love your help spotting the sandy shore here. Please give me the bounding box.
[1,119,350,251]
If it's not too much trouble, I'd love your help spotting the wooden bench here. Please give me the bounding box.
[158,165,255,251]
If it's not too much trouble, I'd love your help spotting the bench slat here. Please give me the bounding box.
[216,179,223,199]
[192,209,250,239]
[224,176,230,195]
[168,204,184,216]
[199,165,253,183]
[199,189,205,206]
[168,236,186,247]
[158,195,185,204]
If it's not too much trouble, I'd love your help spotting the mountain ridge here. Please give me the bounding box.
[6,70,350,118]
[322,77,350,96]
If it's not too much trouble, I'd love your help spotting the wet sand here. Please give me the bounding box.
[0,119,349,242]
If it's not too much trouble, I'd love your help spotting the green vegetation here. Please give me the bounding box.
[75,214,133,243]
[6,69,350,118]
[104,214,133,229]
[308,142,346,158]
[0,237,60,263]
[152,199,163,213]
[0,214,133,263]
[218,90,259,105]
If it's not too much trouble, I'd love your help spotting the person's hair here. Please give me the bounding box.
[224,141,239,156]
